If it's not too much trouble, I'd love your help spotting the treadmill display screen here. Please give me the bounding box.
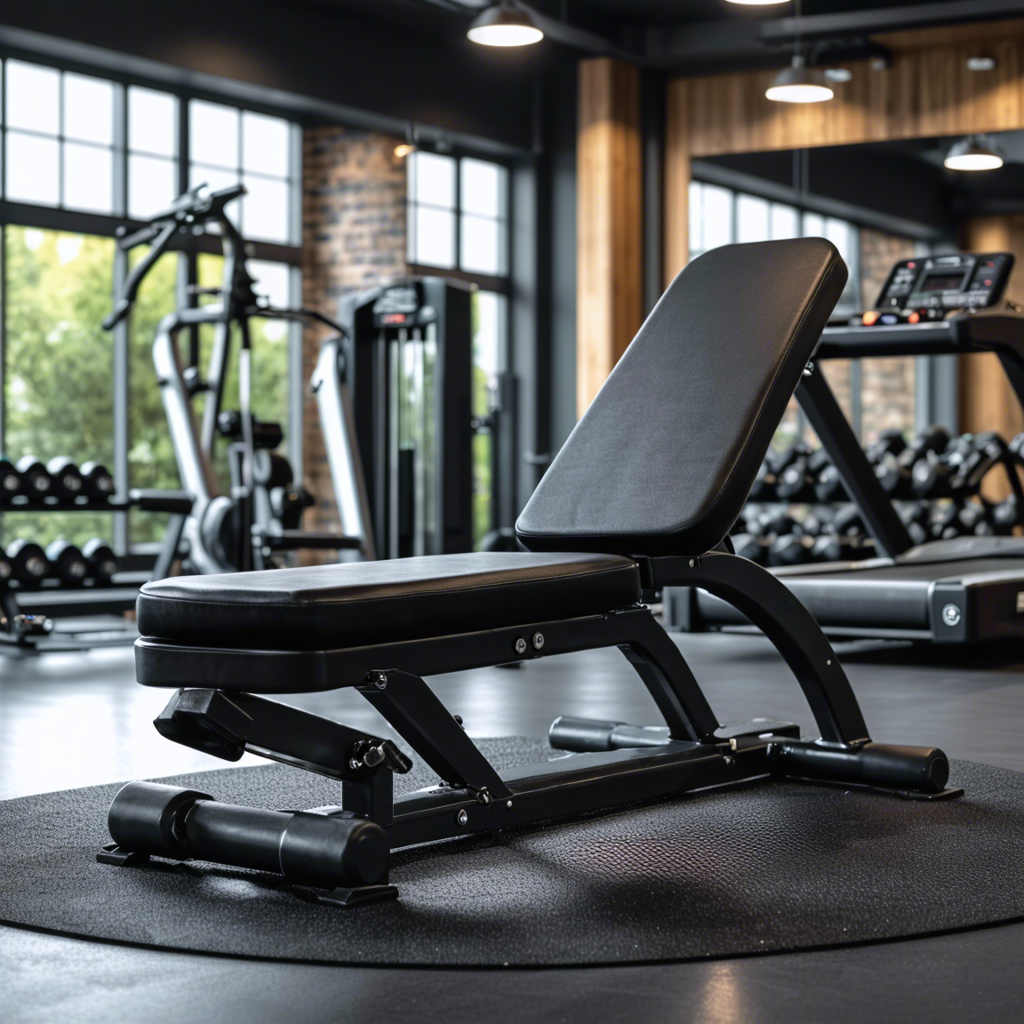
[919,272,965,293]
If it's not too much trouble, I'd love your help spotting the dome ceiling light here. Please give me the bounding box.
[944,135,1005,172]
[766,55,835,103]
[467,2,544,47]
[764,0,833,104]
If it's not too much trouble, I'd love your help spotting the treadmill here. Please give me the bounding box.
[669,250,1024,644]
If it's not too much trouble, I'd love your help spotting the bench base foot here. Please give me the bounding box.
[318,884,399,908]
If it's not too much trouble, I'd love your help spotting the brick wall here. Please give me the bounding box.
[858,227,919,443]
[301,127,406,540]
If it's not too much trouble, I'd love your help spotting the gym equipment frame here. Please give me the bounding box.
[105,184,374,574]
[99,239,959,907]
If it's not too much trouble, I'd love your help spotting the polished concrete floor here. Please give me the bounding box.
[1,628,1023,1023]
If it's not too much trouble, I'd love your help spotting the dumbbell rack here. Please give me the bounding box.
[0,491,191,655]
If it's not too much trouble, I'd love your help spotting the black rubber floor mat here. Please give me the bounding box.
[0,740,1020,967]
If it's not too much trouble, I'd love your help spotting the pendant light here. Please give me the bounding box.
[467,2,544,47]
[944,135,1005,172]
[766,0,833,104]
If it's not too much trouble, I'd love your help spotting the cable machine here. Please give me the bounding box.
[105,184,374,573]
[338,279,474,559]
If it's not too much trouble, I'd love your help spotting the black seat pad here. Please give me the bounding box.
[137,552,641,651]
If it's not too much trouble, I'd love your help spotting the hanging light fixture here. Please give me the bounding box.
[766,55,834,103]
[394,123,418,160]
[467,2,544,47]
[724,0,788,4]
[944,135,1005,172]
[765,0,833,104]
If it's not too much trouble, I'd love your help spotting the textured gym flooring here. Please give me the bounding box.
[1,630,1023,1022]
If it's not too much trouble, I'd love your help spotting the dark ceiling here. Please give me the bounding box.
[571,0,976,26]
[299,0,1024,72]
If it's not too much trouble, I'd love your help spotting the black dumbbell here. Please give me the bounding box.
[958,501,994,536]
[46,458,86,503]
[911,435,974,499]
[811,533,864,563]
[7,539,49,587]
[992,496,1019,535]
[929,502,961,540]
[748,458,778,502]
[833,505,866,537]
[731,532,770,565]
[866,428,907,463]
[756,509,800,539]
[896,502,930,546]
[16,457,53,499]
[80,462,116,502]
[778,447,830,504]
[797,510,827,537]
[814,463,848,502]
[0,546,12,586]
[928,500,991,539]
[950,431,1012,498]
[769,533,816,566]
[82,538,118,584]
[0,458,23,501]
[45,540,89,587]
[1009,432,1024,463]
[876,426,950,499]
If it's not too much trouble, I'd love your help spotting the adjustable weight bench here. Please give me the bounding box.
[100,239,960,908]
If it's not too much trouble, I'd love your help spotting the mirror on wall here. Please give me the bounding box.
[689,130,1024,447]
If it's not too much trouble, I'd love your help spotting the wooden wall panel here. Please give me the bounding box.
[663,79,690,286]
[669,36,1024,158]
[577,58,642,418]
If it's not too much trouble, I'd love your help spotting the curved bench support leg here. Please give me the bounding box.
[649,552,870,746]
[615,611,721,744]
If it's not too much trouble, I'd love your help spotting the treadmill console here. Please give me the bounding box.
[876,252,1013,312]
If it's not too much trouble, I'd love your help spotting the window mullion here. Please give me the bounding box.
[454,157,462,271]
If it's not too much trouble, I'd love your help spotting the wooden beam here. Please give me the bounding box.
[664,78,690,287]
[577,57,642,418]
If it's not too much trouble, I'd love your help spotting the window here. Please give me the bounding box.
[406,152,507,277]
[689,180,923,448]
[5,62,117,213]
[0,56,302,552]
[128,87,179,219]
[405,151,511,546]
[189,101,296,244]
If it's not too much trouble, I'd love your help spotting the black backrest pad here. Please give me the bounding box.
[516,238,848,556]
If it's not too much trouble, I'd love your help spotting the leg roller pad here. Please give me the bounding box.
[104,782,391,893]
[771,741,956,796]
